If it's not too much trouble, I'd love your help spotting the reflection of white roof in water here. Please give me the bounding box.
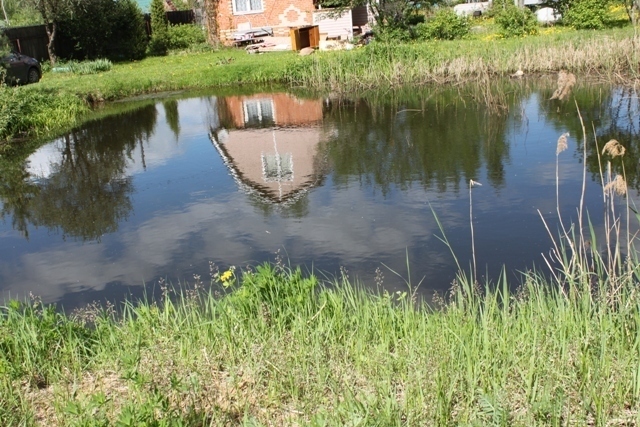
[210,126,327,205]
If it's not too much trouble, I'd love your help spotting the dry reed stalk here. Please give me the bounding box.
[554,132,574,266]
[469,179,482,282]
[575,103,589,272]
[603,174,628,197]
[556,132,569,155]
[551,71,577,101]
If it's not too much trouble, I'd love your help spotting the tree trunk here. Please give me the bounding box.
[1,0,9,26]
[45,21,57,66]
[204,0,220,48]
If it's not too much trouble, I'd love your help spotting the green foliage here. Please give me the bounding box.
[1,0,41,25]
[373,24,415,42]
[226,264,317,327]
[110,0,148,60]
[0,33,11,56]
[370,0,423,35]
[148,0,169,56]
[59,0,147,61]
[486,0,511,17]
[0,34,10,83]
[564,0,612,29]
[417,8,470,40]
[495,4,539,37]
[0,86,88,141]
[67,59,112,75]
[166,24,206,51]
[0,299,95,384]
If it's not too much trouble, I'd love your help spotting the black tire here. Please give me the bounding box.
[27,67,40,84]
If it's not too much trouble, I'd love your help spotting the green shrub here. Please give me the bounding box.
[495,4,539,37]
[166,24,206,50]
[109,0,148,60]
[68,59,112,75]
[564,0,611,29]
[417,8,470,40]
[58,0,147,61]
[373,25,414,43]
[0,87,88,142]
[148,0,169,56]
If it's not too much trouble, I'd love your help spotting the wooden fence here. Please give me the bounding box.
[2,10,197,62]
[2,25,50,62]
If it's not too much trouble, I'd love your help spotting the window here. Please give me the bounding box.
[262,153,293,182]
[243,99,275,127]
[233,0,263,14]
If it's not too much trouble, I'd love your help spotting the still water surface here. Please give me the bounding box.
[1,82,638,308]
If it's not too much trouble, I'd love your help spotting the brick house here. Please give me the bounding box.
[213,0,371,43]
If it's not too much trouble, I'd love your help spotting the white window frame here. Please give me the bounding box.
[232,0,264,16]
[242,98,275,126]
[262,153,294,182]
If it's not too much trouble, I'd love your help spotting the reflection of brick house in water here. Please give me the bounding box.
[210,93,327,204]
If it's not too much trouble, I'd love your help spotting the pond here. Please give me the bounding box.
[1,80,639,309]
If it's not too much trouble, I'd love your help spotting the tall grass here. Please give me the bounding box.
[2,261,640,425]
[285,28,640,92]
[0,85,88,145]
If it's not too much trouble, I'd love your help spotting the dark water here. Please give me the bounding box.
[1,81,639,308]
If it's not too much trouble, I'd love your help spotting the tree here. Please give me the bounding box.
[148,0,168,55]
[0,0,40,26]
[315,0,439,36]
[59,0,147,60]
[2,0,9,25]
[621,0,640,24]
[203,0,220,47]
[29,0,71,65]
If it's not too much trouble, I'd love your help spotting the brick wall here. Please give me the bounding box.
[225,93,323,128]
[217,0,315,40]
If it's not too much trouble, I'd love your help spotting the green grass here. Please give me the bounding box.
[2,261,640,426]
[38,49,298,102]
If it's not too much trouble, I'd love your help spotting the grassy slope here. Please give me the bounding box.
[2,264,640,426]
[38,50,298,102]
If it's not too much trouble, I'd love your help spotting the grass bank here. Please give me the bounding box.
[1,26,638,145]
[2,263,640,426]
